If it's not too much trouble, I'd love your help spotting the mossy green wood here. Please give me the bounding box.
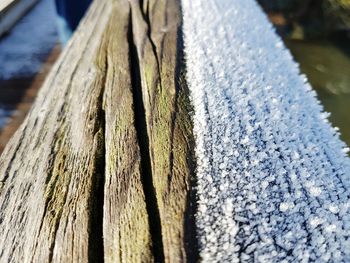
[99,1,154,262]
[0,0,196,262]
[0,0,153,262]
[129,0,196,262]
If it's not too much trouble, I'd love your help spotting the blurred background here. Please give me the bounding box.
[0,0,349,154]
[258,0,350,147]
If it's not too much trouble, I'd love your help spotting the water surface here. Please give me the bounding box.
[286,37,350,146]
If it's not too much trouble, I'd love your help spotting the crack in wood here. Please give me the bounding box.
[139,0,163,86]
[128,8,165,263]
[87,55,107,263]
[0,1,198,261]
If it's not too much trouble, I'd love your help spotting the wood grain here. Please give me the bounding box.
[0,0,197,262]
[129,0,197,262]
[101,2,153,262]
[0,1,111,261]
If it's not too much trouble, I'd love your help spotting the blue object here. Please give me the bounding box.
[54,0,92,45]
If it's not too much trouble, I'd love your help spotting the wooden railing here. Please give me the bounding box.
[1,0,350,262]
[0,0,197,262]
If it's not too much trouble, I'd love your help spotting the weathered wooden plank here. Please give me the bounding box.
[129,0,197,262]
[0,0,155,262]
[0,0,197,262]
[100,1,153,262]
[0,0,111,261]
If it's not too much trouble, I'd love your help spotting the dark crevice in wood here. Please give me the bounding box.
[128,10,165,263]
[88,58,107,263]
[175,6,200,260]
[139,0,162,84]
[87,121,105,263]
[140,0,145,13]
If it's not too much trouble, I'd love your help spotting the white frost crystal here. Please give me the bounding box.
[182,0,350,262]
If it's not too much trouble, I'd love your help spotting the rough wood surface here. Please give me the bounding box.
[100,2,153,262]
[0,0,197,262]
[129,0,197,262]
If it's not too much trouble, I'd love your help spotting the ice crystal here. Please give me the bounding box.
[182,0,350,261]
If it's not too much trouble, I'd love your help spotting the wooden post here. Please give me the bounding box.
[0,0,197,262]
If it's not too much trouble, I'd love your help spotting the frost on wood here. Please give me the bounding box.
[182,0,350,262]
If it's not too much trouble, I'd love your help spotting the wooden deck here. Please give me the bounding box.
[0,0,40,37]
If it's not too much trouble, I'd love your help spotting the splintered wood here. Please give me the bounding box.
[0,0,197,262]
